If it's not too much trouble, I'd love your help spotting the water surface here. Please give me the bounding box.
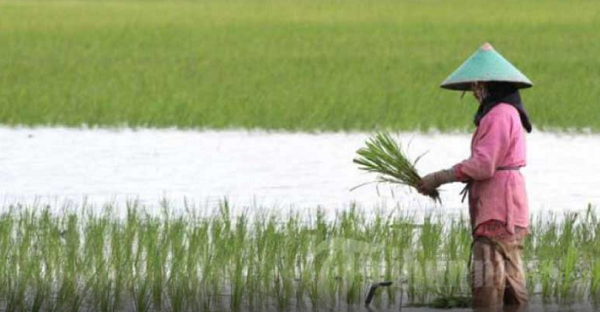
[1,127,597,213]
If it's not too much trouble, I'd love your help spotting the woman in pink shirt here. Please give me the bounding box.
[417,43,533,309]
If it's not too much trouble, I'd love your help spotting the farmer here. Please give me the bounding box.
[417,43,533,310]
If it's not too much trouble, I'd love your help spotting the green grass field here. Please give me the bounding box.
[1,0,599,132]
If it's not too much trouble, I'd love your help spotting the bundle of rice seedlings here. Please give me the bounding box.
[352,132,440,203]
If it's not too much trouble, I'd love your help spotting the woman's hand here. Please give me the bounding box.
[417,173,441,194]
[417,169,457,196]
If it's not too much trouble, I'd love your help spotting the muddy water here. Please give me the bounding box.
[0,127,598,213]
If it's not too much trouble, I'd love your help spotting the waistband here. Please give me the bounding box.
[496,166,522,171]
[459,166,522,203]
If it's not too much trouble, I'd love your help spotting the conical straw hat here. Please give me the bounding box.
[440,43,533,91]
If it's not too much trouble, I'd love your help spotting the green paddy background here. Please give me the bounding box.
[1,0,599,131]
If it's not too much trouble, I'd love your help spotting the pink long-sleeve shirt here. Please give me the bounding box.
[454,103,529,234]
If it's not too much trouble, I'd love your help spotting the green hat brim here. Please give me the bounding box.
[441,80,533,91]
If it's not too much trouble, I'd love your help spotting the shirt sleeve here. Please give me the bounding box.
[452,163,469,182]
[456,111,511,181]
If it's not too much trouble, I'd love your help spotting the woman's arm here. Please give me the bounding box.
[418,108,511,194]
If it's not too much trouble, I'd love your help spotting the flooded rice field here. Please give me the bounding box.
[0,126,598,212]
[1,127,600,311]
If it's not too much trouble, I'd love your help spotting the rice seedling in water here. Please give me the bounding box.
[0,201,597,311]
[353,132,440,202]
